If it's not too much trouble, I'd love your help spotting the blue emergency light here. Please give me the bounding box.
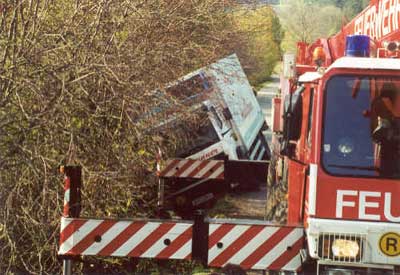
[345,35,370,57]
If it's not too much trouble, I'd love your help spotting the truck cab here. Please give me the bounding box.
[144,54,270,162]
[185,54,270,162]
[276,56,400,274]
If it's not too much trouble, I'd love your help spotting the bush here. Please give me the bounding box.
[233,5,283,85]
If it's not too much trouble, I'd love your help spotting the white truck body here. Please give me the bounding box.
[171,54,269,161]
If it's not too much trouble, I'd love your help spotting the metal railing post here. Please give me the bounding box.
[62,259,72,275]
[60,166,82,275]
[192,210,209,266]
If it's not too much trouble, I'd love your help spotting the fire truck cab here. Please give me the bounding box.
[273,43,400,273]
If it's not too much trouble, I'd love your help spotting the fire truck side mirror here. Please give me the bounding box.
[283,53,296,79]
[281,87,304,156]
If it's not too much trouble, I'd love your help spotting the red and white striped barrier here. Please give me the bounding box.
[207,223,304,271]
[59,218,193,260]
[59,217,304,272]
[159,159,224,180]
[156,147,162,177]
[63,175,71,217]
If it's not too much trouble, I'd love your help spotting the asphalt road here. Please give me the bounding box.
[258,75,280,145]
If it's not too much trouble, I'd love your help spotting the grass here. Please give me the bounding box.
[209,191,266,220]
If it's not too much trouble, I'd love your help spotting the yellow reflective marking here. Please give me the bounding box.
[379,232,400,257]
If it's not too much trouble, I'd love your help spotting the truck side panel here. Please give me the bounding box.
[207,54,266,153]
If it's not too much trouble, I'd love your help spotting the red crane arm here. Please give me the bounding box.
[297,0,400,66]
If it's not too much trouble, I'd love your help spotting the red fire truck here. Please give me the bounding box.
[58,0,400,274]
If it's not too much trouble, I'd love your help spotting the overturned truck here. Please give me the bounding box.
[147,55,271,216]
[150,54,270,162]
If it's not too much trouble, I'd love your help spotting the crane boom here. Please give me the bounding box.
[297,0,400,66]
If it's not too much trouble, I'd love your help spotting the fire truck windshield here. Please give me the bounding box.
[322,75,400,179]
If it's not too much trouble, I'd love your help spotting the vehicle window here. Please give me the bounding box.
[176,111,220,157]
[322,75,400,179]
[283,86,304,141]
[165,74,208,105]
